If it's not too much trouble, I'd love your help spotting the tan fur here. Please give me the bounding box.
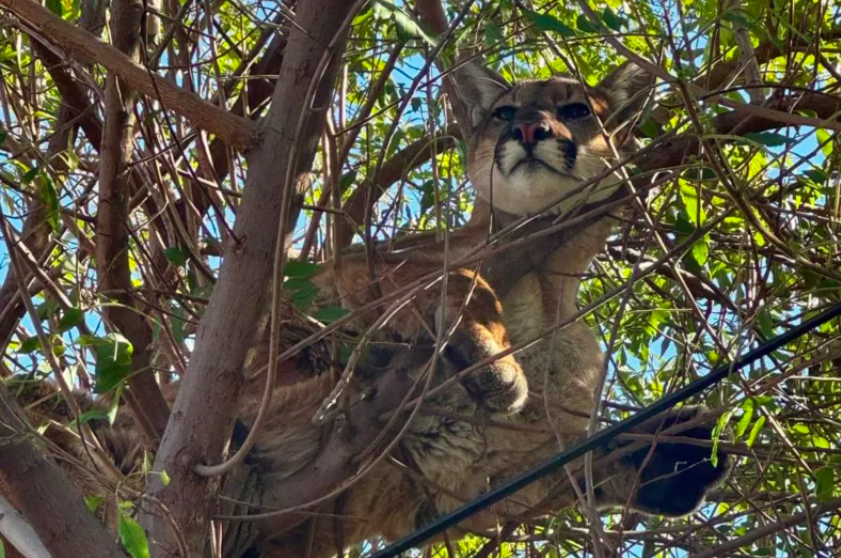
[249,63,729,557]
[1,255,526,558]
[0,63,729,558]
[395,61,731,530]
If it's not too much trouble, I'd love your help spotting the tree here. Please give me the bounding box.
[0,0,839,556]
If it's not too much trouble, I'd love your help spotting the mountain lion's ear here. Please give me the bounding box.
[452,58,511,127]
[595,62,654,126]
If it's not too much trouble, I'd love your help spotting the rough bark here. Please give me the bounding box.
[0,384,128,558]
[96,0,170,443]
[140,1,353,554]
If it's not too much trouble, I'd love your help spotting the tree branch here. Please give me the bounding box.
[415,0,472,140]
[140,0,356,554]
[32,41,103,147]
[638,91,841,173]
[96,0,170,444]
[0,384,128,558]
[0,0,254,150]
[692,498,841,558]
[0,2,103,356]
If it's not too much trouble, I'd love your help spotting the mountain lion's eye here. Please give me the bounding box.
[492,106,518,121]
[558,103,591,120]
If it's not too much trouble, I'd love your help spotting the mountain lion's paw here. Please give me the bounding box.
[444,329,528,414]
[622,405,731,516]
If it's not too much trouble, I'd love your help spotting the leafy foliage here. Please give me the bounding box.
[119,513,151,558]
[0,0,839,556]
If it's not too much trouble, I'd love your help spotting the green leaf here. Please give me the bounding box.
[18,336,41,354]
[639,119,660,138]
[59,307,84,333]
[292,290,319,312]
[163,246,188,267]
[0,131,8,145]
[691,238,709,266]
[119,514,151,558]
[758,308,775,338]
[420,179,436,214]
[815,466,834,504]
[39,177,60,232]
[723,11,751,27]
[108,386,122,425]
[804,169,827,184]
[83,333,134,393]
[46,0,63,16]
[602,7,624,31]
[284,277,316,291]
[339,170,358,191]
[793,423,810,435]
[743,132,796,147]
[735,399,754,437]
[816,128,833,157]
[37,298,60,320]
[78,409,110,424]
[51,337,65,357]
[746,415,765,447]
[171,306,187,345]
[373,0,438,45]
[524,9,576,37]
[283,277,318,310]
[85,495,105,513]
[679,183,706,225]
[484,21,505,45]
[161,469,171,486]
[283,261,322,279]
[313,306,350,324]
[576,13,598,33]
[683,166,717,181]
[22,167,38,184]
[711,409,733,466]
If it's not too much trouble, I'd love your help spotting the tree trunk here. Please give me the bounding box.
[140,1,355,555]
[0,385,128,558]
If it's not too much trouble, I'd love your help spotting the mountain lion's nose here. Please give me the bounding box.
[512,121,553,146]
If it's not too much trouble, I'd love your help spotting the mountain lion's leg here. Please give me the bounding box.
[314,260,528,415]
[588,405,731,516]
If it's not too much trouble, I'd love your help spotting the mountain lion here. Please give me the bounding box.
[0,60,730,558]
[251,59,731,557]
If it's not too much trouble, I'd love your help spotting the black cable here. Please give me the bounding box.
[371,300,841,558]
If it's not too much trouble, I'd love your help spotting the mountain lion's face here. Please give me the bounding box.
[456,62,652,216]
